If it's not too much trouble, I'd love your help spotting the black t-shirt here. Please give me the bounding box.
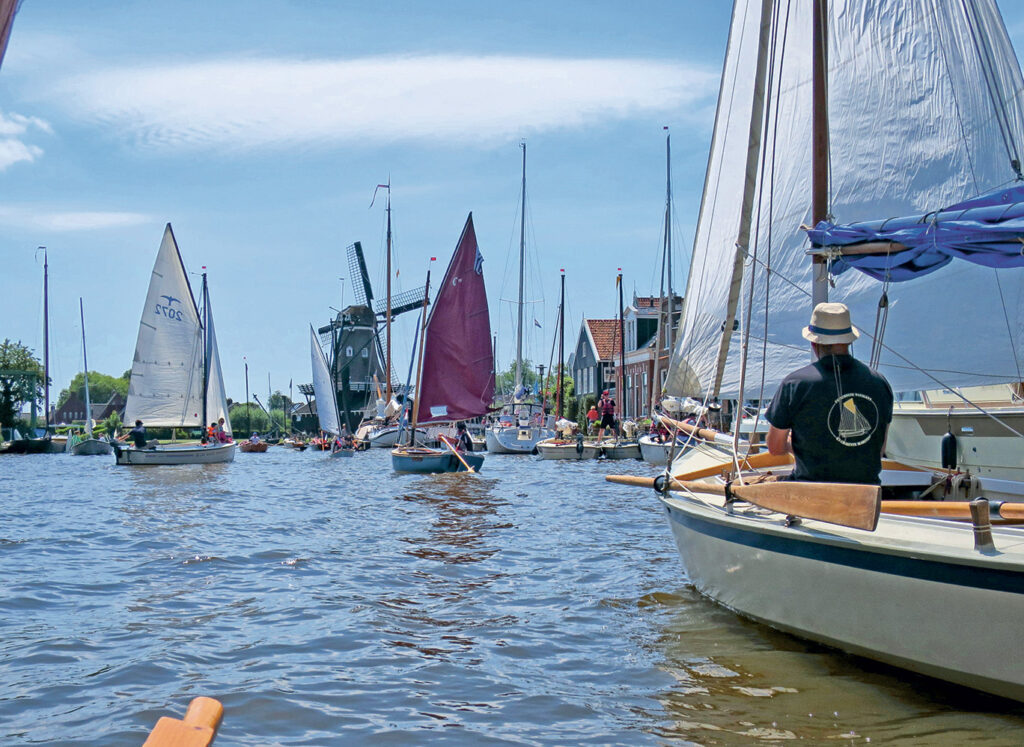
[129,425,147,448]
[765,354,893,484]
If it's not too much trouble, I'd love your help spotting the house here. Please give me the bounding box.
[54,394,88,425]
[571,318,620,402]
[572,293,683,420]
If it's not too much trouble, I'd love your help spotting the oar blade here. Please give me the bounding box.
[732,481,880,531]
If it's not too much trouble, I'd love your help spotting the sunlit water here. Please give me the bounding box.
[2,448,1022,745]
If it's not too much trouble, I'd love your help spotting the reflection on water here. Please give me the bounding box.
[642,588,1024,744]
[2,448,1024,744]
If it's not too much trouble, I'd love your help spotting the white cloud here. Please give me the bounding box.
[53,55,717,151]
[0,206,150,231]
[0,111,51,169]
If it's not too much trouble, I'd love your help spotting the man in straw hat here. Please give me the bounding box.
[766,302,893,484]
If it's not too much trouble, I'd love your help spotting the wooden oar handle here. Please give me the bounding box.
[143,697,223,747]
[883,499,1024,521]
[605,473,727,495]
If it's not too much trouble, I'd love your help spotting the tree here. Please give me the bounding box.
[56,370,130,408]
[494,359,541,399]
[268,390,292,412]
[0,339,46,428]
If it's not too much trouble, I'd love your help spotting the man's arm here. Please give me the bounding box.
[767,424,792,455]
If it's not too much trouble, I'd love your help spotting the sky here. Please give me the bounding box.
[2,1,1024,407]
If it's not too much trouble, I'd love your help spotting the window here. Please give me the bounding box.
[361,348,369,358]
[346,346,354,358]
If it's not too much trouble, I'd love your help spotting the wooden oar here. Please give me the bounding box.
[882,500,1024,522]
[672,450,793,481]
[144,696,223,747]
[440,435,475,473]
[606,474,880,531]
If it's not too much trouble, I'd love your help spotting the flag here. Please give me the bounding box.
[533,319,542,329]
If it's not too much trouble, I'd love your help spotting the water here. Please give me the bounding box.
[2,448,1022,745]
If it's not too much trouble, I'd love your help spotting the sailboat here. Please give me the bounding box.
[115,224,235,465]
[67,298,112,455]
[537,271,602,460]
[485,142,555,454]
[611,0,1024,702]
[392,213,493,473]
[310,325,353,457]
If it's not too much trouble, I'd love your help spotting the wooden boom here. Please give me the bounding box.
[606,474,880,531]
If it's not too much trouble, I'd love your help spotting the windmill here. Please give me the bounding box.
[311,241,427,433]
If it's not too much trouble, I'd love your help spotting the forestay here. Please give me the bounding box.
[124,225,206,428]
[309,326,341,436]
[667,0,1024,400]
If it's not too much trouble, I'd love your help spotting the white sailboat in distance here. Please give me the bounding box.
[115,224,235,465]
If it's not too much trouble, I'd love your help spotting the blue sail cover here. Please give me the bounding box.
[808,184,1024,281]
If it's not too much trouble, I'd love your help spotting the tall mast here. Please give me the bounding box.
[617,270,625,419]
[385,182,393,401]
[42,247,49,433]
[515,141,526,393]
[409,259,434,442]
[557,270,565,418]
[811,0,830,305]
[665,130,674,356]
[79,298,92,438]
[201,271,209,432]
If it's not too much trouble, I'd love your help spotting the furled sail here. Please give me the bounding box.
[203,285,231,435]
[667,0,1024,400]
[416,213,495,423]
[310,325,341,436]
[124,225,205,427]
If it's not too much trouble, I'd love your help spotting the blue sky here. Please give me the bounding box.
[2,1,1024,406]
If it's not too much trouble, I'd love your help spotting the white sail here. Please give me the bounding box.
[310,326,341,436]
[667,0,1024,400]
[124,224,205,427]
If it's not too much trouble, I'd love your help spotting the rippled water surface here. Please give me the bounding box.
[2,448,1023,745]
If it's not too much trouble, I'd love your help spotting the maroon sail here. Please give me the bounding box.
[417,213,494,423]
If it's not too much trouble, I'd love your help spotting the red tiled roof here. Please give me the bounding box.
[633,296,659,309]
[586,319,621,360]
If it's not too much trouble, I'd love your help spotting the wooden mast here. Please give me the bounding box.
[385,182,393,402]
[617,270,625,421]
[811,0,830,305]
[557,270,565,418]
[409,259,433,444]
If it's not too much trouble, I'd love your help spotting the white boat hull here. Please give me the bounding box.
[598,441,641,460]
[366,426,428,448]
[535,438,601,460]
[887,405,1024,483]
[114,442,236,465]
[659,485,1024,702]
[485,425,555,454]
[70,438,113,456]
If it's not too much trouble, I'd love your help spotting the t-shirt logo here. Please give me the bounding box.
[827,393,879,447]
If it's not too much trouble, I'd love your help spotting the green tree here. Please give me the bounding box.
[230,403,270,434]
[268,390,293,412]
[57,370,130,408]
[0,339,46,428]
[494,359,541,400]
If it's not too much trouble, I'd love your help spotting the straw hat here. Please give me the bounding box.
[802,302,859,344]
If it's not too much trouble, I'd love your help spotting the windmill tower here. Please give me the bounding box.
[310,241,426,433]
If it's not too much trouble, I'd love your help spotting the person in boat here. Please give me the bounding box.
[586,405,599,434]
[342,433,355,449]
[250,432,261,444]
[596,391,616,440]
[765,302,894,485]
[127,419,148,448]
[215,418,231,443]
[455,421,473,452]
